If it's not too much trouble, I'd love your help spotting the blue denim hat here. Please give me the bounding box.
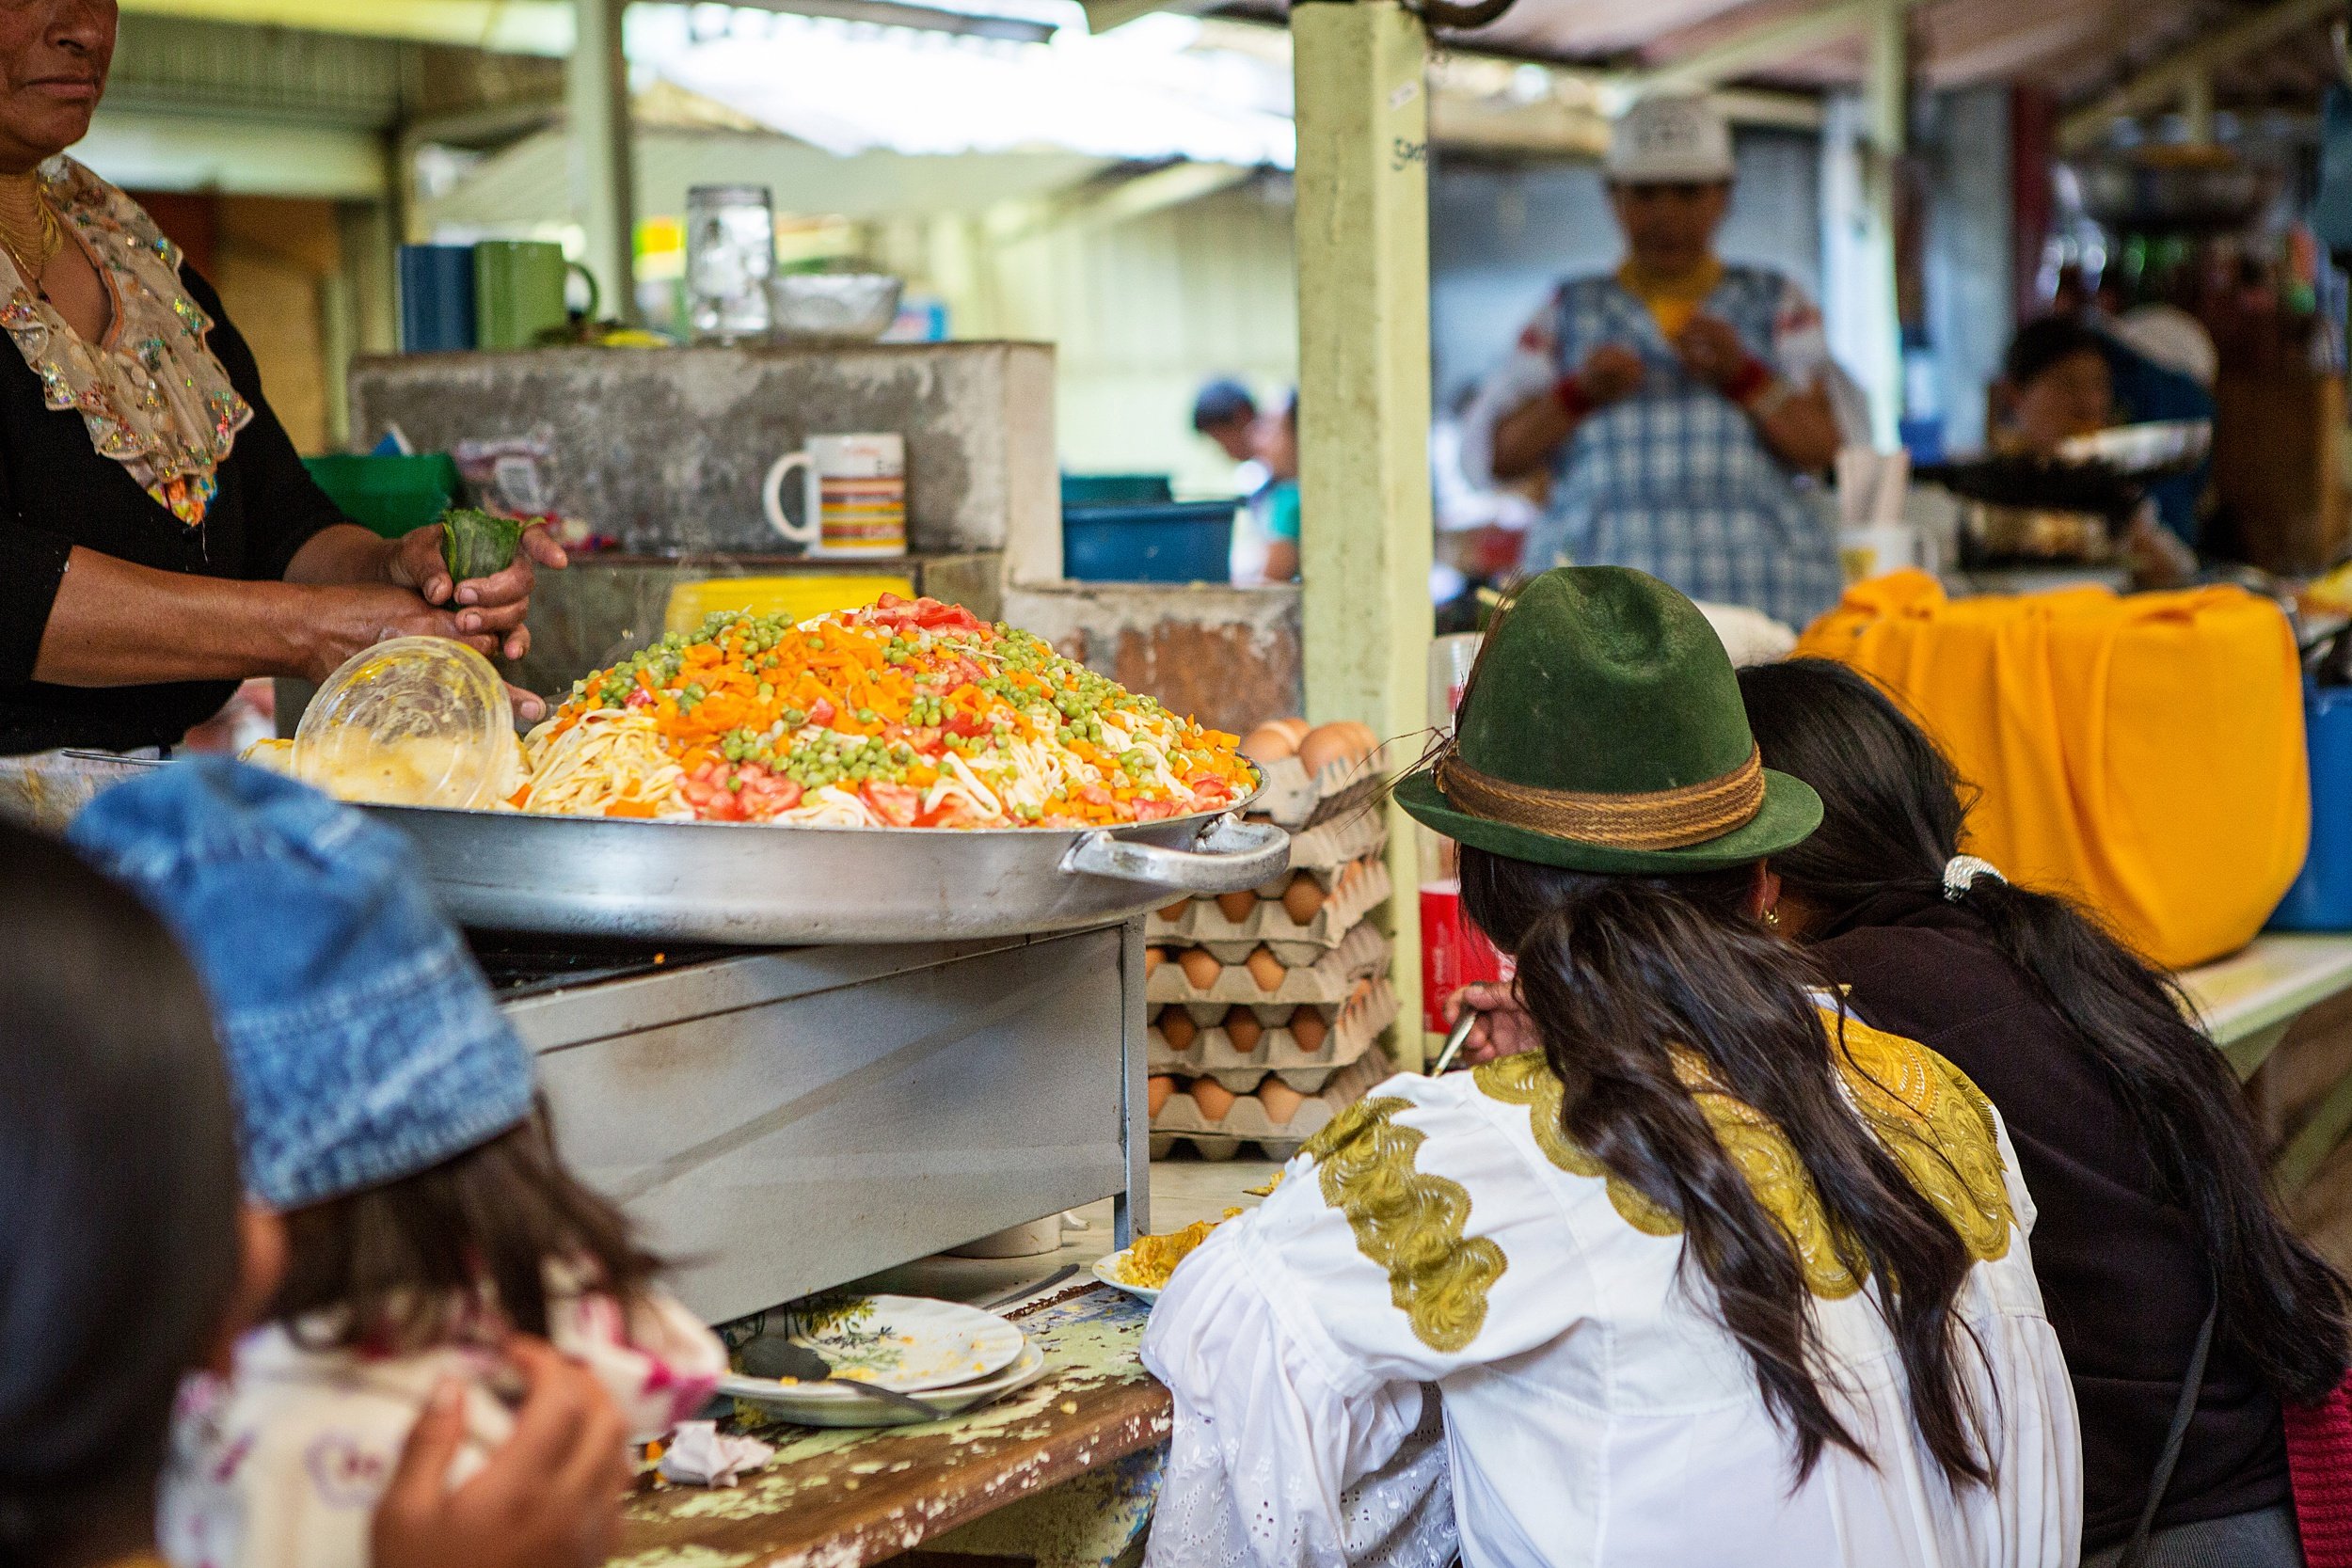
[69,759,532,1212]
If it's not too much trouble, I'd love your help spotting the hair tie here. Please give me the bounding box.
[1943,855,2004,901]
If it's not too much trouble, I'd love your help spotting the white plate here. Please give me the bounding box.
[785,1293,1025,1392]
[1091,1249,1162,1305]
[719,1342,1048,1428]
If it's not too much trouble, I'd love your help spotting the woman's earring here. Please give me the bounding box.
[1762,906,1782,928]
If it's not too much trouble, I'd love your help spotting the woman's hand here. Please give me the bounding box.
[371,1338,631,1568]
[295,582,501,680]
[1673,315,1755,394]
[1441,982,1541,1068]
[385,522,569,663]
[1578,343,1646,408]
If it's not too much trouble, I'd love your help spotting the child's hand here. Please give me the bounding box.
[372,1338,631,1568]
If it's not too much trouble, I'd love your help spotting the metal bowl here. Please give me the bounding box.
[768,273,903,345]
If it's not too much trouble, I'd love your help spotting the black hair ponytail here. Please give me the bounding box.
[1740,657,2352,1406]
[1459,846,1995,1490]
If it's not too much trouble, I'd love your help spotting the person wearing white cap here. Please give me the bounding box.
[1462,93,1848,629]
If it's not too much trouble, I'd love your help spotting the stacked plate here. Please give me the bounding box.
[718,1294,1044,1429]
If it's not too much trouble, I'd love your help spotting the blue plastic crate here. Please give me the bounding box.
[1061,473,1173,507]
[1063,500,1236,584]
[2269,682,2352,930]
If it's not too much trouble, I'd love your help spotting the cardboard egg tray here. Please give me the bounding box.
[1145,920,1390,1008]
[1150,979,1399,1092]
[1264,808,1388,882]
[1149,1048,1394,1161]
[1246,742,1397,831]
[1149,858,1391,964]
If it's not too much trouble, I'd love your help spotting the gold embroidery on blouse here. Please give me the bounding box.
[1301,1094,1507,1353]
[1831,1013,2014,1265]
[0,158,253,527]
[1471,1013,2013,1299]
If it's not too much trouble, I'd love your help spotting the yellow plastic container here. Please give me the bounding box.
[1798,569,2308,969]
[661,573,916,638]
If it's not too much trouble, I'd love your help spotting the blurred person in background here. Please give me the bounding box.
[1463,93,1845,630]
[1248,393,1299,585]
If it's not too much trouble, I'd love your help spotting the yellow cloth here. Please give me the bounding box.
[1617,257,1723,341]
[1797,570,2309,969]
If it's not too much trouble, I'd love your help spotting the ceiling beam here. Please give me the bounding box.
[1630,0,1939,94]
[1638,0,1869,91]
[2058,0,2348,150]
[118,0,572,54]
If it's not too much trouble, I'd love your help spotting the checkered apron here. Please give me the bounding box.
[1525,266,1843,630]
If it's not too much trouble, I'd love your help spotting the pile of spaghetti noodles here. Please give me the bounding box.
[514,594,1257,828]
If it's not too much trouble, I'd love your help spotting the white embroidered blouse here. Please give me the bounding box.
[1140,1019,2084,1568]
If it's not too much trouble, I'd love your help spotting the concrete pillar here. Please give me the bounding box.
[567,0,635,325]
[1292,0,1433,1060]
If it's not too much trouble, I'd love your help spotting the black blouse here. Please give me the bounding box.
[1816,889,2287,1553]
[0,266,347,754]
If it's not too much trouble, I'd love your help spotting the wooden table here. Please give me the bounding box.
[617,1282,1171,1568]
[2179,933,2352,1193]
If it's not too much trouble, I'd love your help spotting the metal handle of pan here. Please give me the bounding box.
[1060,815,1292,894]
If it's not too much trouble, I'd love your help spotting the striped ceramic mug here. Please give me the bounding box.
[762,433,906,559]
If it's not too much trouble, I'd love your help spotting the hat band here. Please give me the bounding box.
[1435,746,1766,850]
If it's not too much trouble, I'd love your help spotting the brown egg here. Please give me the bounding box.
[1158,897,1192,921]
[1245,946,1286,992]
[1159,1009,1197,1051]
[1336,720,1380,757]
[1239,723,1298,766]
[1257,1079,1308,1126]
[1178,948,1224,990]
[1281,873,1325,925]
[1148,1075,1176,1117]
[1224,1008,1263,1053]
[1216,890,1261,925]
[1144,945,1168,976]
[1270,717,1311,745]
[1289,1008,1328,1051]
[1189,1077,1237,1120]
[1296,723,1362,779]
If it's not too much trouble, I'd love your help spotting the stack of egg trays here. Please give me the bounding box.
[1149,1048,1395,1162]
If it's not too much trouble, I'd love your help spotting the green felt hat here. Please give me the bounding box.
[1397,567,1820,873]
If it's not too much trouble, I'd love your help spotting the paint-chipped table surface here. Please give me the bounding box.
[618,1281,1170,1568]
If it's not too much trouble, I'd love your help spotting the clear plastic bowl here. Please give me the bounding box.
[293,637,517,810]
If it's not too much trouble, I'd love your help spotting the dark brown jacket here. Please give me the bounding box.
[1817,889,2285,1553]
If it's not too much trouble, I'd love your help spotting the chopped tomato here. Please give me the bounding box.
[861,781,922,827]
[805,698,836,727]
[944,709,991,739]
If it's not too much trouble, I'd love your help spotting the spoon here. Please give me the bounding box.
[738,1336,940,1420]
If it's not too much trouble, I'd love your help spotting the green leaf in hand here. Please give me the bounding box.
[438,508,525,583]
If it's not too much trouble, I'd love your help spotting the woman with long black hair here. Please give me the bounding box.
[1140,568,2077,1567]
[1738,657,2349,1568]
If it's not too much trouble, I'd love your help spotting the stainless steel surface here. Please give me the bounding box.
[2056,420,2213,477]
[1061,816,1289,892]
[366,801,1288,943]
[768,271,903,343]
[512,925,1148,1323]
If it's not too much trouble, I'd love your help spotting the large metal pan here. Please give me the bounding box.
[359,800,1292,944]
